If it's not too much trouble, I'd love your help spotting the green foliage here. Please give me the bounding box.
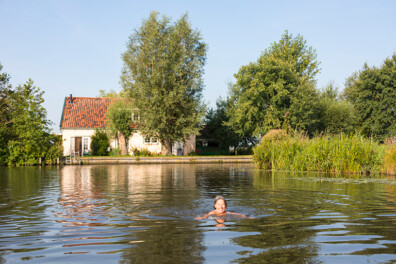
[226,31,320,138]
[253,130,385,174]
[130,147,153,157]
[264,30,320,81]
[203,97,253,153]
[317,82,357,134]
[0,64,61,166]
[0,63,12,165]
[106,100,134,155]
[343,54,396,141]
[110,148,121,156]
[382,144,396,175]
[121,11,207,154]
[107,100,134,138]
[6,80,51,165]
[98,89,126,98]
[196,146,229,156]
[90,130,110,156]
[42,133,63,164]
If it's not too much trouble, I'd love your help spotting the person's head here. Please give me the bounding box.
[213,195,227,213]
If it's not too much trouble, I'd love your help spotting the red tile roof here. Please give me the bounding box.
[60,96,121,128]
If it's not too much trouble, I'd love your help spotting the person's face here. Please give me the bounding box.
[214,199,226,214]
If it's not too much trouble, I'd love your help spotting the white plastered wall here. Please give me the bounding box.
[61,129,195,156]
[61,128,96,156]
[128,131,162,154]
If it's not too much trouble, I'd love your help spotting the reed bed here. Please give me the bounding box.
[382,144,396,175]
[253,130,387,175]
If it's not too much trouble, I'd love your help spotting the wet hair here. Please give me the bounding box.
[213,195,227,209]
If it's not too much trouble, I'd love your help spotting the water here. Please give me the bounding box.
[0,164,395,263]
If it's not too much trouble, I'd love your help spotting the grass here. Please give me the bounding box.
[382,144,396,175]
[253,130,388,175]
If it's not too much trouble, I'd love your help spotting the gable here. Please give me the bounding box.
[60,96,120,129]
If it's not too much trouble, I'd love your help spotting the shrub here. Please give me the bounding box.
[110,148,121,156]
[236,146,253,155]
[44,133,63,164]
[90,130,110,156]
[261,129,289,143]
[130,147,153,157]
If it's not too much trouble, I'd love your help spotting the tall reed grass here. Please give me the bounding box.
[253,130,386,175]
[382,144,396,175]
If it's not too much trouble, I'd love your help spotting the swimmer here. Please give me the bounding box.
[196,195,247,219]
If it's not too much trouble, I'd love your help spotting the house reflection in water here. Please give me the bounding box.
[106,164,198,217]
[57,165,199,226]
[57,166,106,228]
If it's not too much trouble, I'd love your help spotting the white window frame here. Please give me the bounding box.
[131,108,140,122]
[82,137,90,155]
[144,137,159,145]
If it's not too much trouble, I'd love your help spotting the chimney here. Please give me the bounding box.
[69,94,72,103]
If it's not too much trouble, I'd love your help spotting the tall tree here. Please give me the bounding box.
[121,11,207,155]
[226,31,320,137]
[343,54,396,140]
[106,100,134,155]
[98,89,126,98]
[0,64,62,166]
[317,82,356,134]
[204,97,254,153]
[0,63,12,165]
[7,80,53,165]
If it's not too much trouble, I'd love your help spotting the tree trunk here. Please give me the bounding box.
[118,131,128,156]
[161,139,172,156]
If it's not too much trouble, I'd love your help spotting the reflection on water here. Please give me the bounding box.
[0,164,395,263]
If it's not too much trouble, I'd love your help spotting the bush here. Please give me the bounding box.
[90,130,110,156]
[110,148,121,156]
[44,133,63,164]
[196,146,229,155]
[130,147,153,157]
[235,146,253,155]
[261,129,289,143]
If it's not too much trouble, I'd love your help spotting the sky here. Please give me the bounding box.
[1,0,395,133]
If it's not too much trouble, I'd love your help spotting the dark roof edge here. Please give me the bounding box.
[59,97,67,128]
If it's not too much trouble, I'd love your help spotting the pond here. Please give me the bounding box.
[0,164,395,263]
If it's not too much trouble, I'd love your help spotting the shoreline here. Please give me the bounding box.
[76,155,254,165]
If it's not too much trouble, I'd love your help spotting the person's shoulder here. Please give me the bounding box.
[200,210,216,219]
[226,212,247,218]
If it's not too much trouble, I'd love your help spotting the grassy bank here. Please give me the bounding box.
[253,130,395,175]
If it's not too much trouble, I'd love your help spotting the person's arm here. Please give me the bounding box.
[227,212,247,218]
[196,210,215,219]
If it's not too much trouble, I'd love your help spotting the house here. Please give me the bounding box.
[59,95,196,156]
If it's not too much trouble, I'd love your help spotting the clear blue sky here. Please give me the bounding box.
[1,0,395,132]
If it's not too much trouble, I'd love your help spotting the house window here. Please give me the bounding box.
[82,137,89,155]
[131,112,140,122]
[144,137,159,144]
